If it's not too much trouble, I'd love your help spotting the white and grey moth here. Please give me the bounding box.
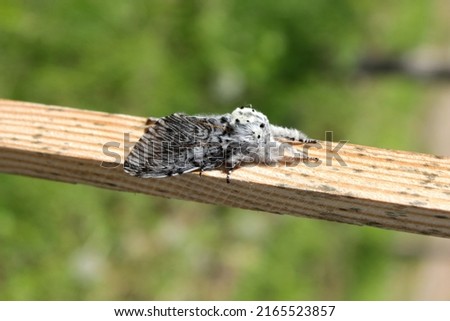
[124,105,317,183]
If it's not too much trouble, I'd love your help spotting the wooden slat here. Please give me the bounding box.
[1,99,450,238]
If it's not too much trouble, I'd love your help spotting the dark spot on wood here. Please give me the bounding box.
[33,134,43,139]
[393,204,409,210]
[434,215,448,219]
[47,107,64,112]
[93,122,104,126]
[401,166,416,173]
[318,184,337,192]
[101,162,120,168]
[357,153,365,157]
[421,172,438,185]
[410,200,427,206]
[370,165,377,169]
[301,173,310,177]
[434,155,445,159]
[385,158,394,162]
[344,192,356,198]
[385,211,405,218]
[104,182,119,188]
[427,228,441,235]
[352,169,363,173]
[365,221,383,228]
[423,172,437,181]
[349,207,361,212]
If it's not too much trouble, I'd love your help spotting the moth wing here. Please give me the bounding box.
[124,113,226,178]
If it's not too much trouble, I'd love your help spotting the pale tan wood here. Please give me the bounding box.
[1,99,450,238]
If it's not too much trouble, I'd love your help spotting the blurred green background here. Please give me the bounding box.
[1,0,450,300]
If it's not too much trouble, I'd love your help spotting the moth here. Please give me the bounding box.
[124,105,317,183]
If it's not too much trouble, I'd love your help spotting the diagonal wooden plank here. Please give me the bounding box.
[1,99,450,238]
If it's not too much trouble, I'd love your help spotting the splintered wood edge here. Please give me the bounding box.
[1,99,450,238]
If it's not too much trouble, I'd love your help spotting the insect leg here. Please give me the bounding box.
[226,169,232,184]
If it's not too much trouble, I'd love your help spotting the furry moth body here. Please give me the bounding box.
[124,105,317,182]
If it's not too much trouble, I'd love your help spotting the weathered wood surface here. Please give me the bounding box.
[1,99,450,238]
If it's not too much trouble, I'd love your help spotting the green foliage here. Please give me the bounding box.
[0,0,432,299]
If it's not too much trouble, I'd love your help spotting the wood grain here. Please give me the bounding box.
[1,99,450,238]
